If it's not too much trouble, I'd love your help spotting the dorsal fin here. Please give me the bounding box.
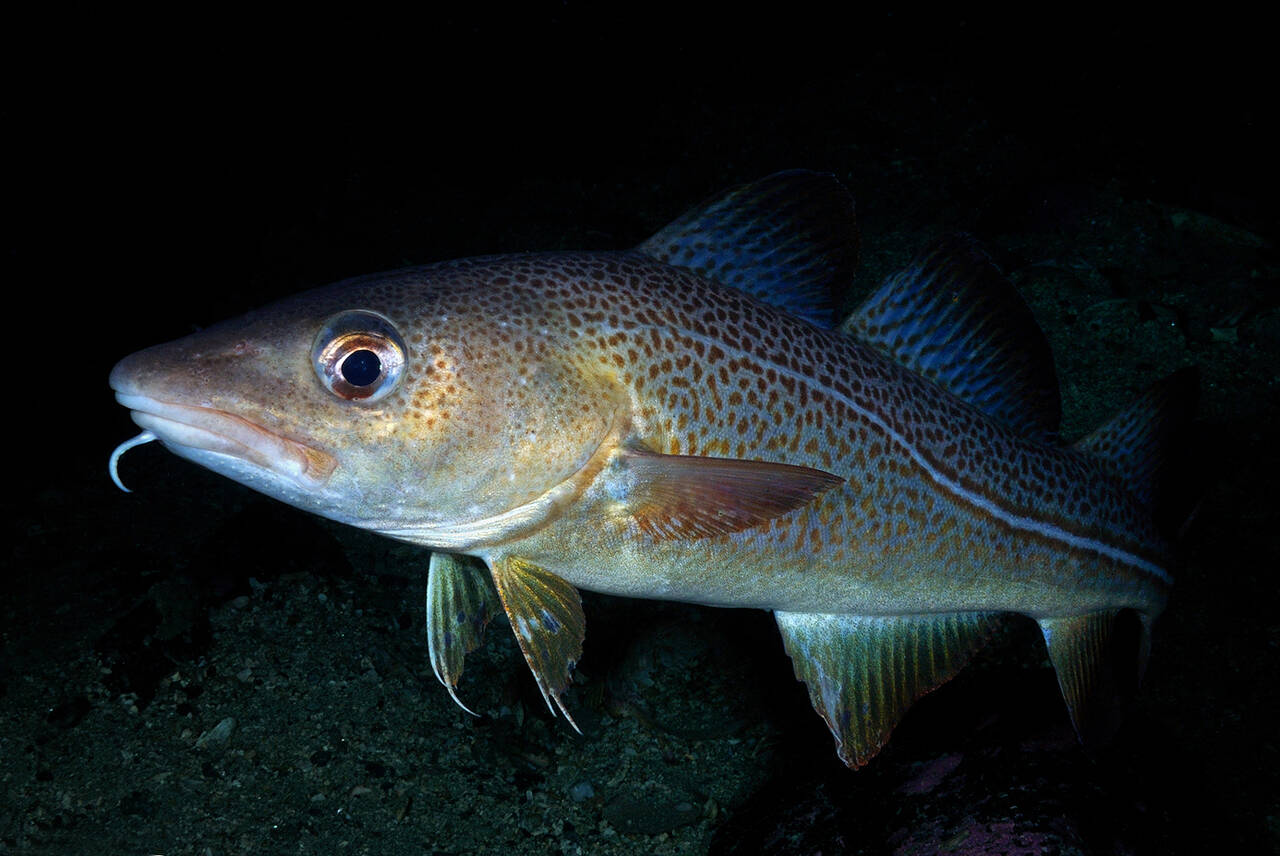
[637,170,859,327]
[841,234,1061,441]
[1075,367,1198,512]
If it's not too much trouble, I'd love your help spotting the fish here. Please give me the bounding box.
[108,171,1193,768]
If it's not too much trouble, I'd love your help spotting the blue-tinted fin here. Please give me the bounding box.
[636,170,858,327]
[842,234,1061,441]
[1075,367,1198,511]
[775,610,1001,768]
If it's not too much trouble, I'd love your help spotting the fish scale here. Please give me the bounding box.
[443,251,1169,599]
[109,171,1192,768]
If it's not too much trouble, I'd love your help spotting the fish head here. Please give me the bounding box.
[110,260,623,549]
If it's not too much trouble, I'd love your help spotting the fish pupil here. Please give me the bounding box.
[341,349,382,387]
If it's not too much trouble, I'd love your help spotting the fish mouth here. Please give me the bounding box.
[111,392,338,490]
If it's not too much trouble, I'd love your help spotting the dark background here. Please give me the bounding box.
[13,11,1272,368]
[6,8,1276,854]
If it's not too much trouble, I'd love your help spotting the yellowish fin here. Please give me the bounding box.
[1038,611,1149,746]
[490,556,586,731]
[425,552,498,715]
[776,611,1001,768]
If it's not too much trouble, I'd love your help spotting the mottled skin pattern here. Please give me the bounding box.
[439,253,1168,619]
[112,250,1171,624]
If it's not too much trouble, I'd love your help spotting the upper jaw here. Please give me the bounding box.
[113,390,338,489]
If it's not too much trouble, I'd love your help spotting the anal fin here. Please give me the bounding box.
[1039,611,1150,746]
[489,556,586,732]
[425,552,499,716]
[775,611,1000,768]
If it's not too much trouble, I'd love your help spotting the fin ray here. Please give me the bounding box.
[776,611,1001,768]
[841,234,1061,440]
[1075,367,1198,512]
[489,556,586,731]
[1039,611,1149,745]
[425,552,498,716]
[637,170,858,327]
[611,447,843,540]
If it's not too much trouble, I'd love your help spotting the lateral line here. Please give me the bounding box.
[666,327,1173,586]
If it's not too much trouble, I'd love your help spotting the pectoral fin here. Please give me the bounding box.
[776,611,1000,768]
[612,448,843,540]
[425,552,498,716]
[489,555,586,732]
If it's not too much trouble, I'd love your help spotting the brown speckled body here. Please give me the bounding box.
[116,250,1170,621]
[110,250,1172,616]
[421,252,1171,619]
[110,172,1182,768]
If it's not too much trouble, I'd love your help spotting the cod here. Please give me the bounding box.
[110,171,1190,767]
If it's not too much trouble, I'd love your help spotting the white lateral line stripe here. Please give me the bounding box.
[671,327,1174,587]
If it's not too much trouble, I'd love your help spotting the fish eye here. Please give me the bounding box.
[312,311,406,402]
[340,348,382,387]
